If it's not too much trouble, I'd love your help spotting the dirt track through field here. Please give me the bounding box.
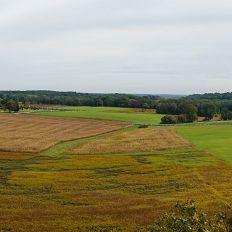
[0,113,128,153]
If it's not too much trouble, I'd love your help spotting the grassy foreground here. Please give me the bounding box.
[34,106,164,124]
[0,125,232,231]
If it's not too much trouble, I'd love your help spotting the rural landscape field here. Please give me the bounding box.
[34,106,164,124]
[0,101,232,231]
[1,0,232,231]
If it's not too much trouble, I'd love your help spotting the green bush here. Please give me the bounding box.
[148,201,232,232]
[161,115,178,124]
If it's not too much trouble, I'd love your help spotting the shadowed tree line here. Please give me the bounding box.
[0,91,160,109]
[187,92,232,100]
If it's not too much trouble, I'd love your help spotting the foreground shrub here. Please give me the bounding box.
[148,201,232,232]
[148,200,209,232]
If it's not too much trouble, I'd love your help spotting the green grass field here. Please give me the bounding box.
[176,125,232,164]
[33,106,164,124]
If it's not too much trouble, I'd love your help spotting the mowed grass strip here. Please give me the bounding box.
[73,128,192,155]
[34,106,164,124]
[175,125,232,164]
[0,113,128,153]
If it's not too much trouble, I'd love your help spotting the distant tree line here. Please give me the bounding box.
[187,92,232,100]
[2,91,232,123]
[0,91,160,109]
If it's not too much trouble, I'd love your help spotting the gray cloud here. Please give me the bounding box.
[0,0,232,94]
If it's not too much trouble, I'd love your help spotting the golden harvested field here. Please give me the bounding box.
[73,127,192,155]
[0,113,128,153]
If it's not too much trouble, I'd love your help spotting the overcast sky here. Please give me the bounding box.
[0,0,232,94]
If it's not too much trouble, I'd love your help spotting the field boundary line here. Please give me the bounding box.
[134,122,232,127]
[38,125,132,154]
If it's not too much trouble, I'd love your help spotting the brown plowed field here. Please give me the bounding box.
[0,113,128,153]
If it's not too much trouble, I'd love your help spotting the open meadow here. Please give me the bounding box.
[33,106,164,124]
[175,125,232,163]
[0,113,232,231]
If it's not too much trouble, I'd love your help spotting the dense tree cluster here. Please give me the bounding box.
[161,114,195,124]
[156,99,219,119]
[0,91,160,109]
[0,98,19,112]
[157,97,232,123]
[186,92,232,121]
[158,100,204,123]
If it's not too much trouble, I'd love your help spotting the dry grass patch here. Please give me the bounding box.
[73,128,192,155]
[0,113,128,153]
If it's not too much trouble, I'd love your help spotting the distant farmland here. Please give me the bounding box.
[34,106,164,124]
